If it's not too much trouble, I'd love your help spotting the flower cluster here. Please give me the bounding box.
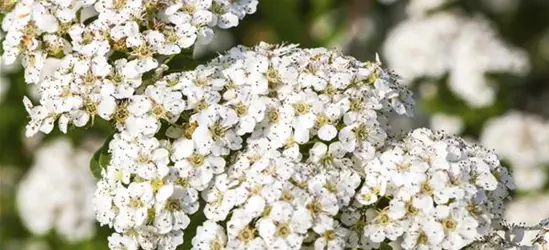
[1,0,258,98]
[481,112,549,191]
[90,43,415,250]
[4,1,522,248]
[344,128,514,249]
[17,138,98,242]
[383,12,529,107]
[467,218,549,250]
[83,41,516,250]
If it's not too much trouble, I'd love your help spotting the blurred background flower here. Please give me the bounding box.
[2,0,549,248]
[16,138,98,243]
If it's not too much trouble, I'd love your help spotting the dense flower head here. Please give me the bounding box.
[1,0,259,84]
[345,128,514,249]
[8,0,259,137]
[91,43,415,250]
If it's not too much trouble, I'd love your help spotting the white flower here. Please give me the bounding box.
[193,105,242,156]
[95,0,143,25]
[202,174,237,221]
[104,59,143,99]
[17,138,97,242]
[108,233,139,250]
[313,215,348,250]
[145,84,185,121]
[174,150,225,191]
[339,116,387,152]
[113,182,154,231]
[309,142,351,169]
[364,208,405,243]
[401,219,444,250]
[257,201,312,249]
[192,220,227,250]
[286,91,319,143]
[23,96,56,137]
[308,169,361,207]
[157,230,185,250]
[153,189,192,234]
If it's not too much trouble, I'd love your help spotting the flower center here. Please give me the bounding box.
[417,232,428,245]
[210,239,224,250]
[406,201,418,215]
[323,230,335,241]
[238,226,255,243]
[275,223,291,238]
[324,182,338,192]
[350,99,363,112]
[320,154,334,167]
[114,104,129,124]
[354,123,369,141]
[376,211,390,225]
[397,163,411,172]
[113,0,127,10]
[176,177,190,187]
[210,122,227,139]
[267,108,280,123]
[85,101,98,115]
[165,30,179,44]
[129,198,142,208]
[189,153,205,167]
[166,200,181,212]
[211,2,225,14]
[196,99,209,111]
[323,84,337,96]
[152,104,166,118]
[307,199,323,215]
[293,102,310,115]
[233,102,248,116]
[281,190,294,202]
[183,3,196,13]
[420,182,432,195]
[151,178,164,191]
[315,114,329,127]
[442,218,457,231]
[266,68,281,89]
[137,153,150,164]
[184,121,199,139]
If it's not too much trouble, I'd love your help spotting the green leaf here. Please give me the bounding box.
[179,201,207,249]
[89,149,102,179]
[378,242,393,250]
[89,135,114,179]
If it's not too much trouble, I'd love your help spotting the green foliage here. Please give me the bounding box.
[180,202,207,249]
[90,135,113,179]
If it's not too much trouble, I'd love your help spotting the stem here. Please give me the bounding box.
[162,54,177,65]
